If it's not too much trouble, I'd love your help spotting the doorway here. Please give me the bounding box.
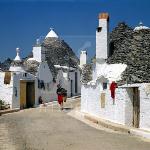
[20,80,35,109]
[71,80,73,97]
[75,72,78,94]
[132,87,140,128]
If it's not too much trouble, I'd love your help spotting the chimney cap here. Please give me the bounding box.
[81,50,87,55]
[99,13,109,21]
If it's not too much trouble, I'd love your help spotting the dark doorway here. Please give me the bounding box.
[26,82,35,108]
[75,72,78,94]
[132,87,140,128]
[71,80,73,97]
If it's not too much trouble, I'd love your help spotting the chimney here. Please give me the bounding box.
[80,50,87,68]
[96,12,109,72]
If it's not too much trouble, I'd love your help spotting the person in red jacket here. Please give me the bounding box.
[110,81,117,105]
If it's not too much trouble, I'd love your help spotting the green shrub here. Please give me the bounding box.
[0,100,5,106]
[0,99,9,110]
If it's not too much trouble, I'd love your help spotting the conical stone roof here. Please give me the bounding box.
[107,22,150,84]
[42,37,79,70]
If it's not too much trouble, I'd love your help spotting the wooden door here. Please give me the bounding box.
[133,87,140,128]
[20,81,26,109]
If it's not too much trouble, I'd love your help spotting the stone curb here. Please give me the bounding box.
[84,114,131,134]
[83,113,150,139]
[0,108,20,116]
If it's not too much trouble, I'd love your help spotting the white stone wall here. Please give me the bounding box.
[81,80,133,126]
[0,72,13,107]
[81,81,150,130]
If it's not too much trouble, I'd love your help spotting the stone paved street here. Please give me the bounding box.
[0,98,150,150]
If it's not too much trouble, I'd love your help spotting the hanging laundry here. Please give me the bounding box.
[110,81,117,101]
[38,80,45,90]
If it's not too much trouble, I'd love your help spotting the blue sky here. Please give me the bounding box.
[0,0,150,61]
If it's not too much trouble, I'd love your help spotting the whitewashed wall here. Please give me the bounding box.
[81,80,133,126]
[0,72,13,107]
[37,61,57,102]
[81,81,150,130]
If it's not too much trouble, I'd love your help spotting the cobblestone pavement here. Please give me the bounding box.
[0,98,150,150]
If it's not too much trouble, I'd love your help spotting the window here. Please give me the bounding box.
[103,83,107,90]
[23,73,27,77]
[97,27,102,32]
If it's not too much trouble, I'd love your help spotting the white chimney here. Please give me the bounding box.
[96,13,109,68]
[32,39,43,62]
[80,50,87,68]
